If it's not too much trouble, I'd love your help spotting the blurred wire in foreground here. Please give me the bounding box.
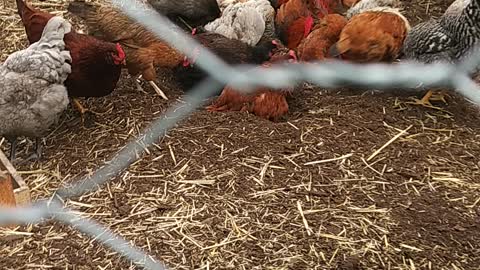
[2,0,480,269]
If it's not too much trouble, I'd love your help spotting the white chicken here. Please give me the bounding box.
[205,0,276,46]
[0,16,72,162]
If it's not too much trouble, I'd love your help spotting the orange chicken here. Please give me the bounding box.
[297,13,347,61]
[328,7,410,62]
[276,0,291,7]
[206,40,298,121]
[275,0,338,49]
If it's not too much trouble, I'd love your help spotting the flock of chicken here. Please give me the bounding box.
[1,0,479,163]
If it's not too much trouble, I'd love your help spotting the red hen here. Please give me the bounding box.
[275,0,340,49]
[206,40,298,121]
[16,0,126,121]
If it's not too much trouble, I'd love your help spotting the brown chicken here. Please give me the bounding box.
[68,0,185,100]
[275,0,340,49]
[342,0,360,8]
[16,0,126,120]
[173,28,278,93]
[270,0,291,9]
[206,40,298,121]
[297,13,347,61]
[328,8,410,62]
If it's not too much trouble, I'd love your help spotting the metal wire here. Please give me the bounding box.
[2,0,480,269]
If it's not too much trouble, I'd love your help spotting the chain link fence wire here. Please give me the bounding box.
[2,0,480,269]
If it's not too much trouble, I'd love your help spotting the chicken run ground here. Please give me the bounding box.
[1,0,480,269]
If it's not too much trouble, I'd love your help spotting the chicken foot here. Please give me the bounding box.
[72,98,100,123]
[24,138,42,162]
[135,75,169,100]
[206,102,250,112]
[8,138,42,165]
[407,89,448,110]
[134,79,148,94]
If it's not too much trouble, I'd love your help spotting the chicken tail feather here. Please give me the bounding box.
[15,0,28,18]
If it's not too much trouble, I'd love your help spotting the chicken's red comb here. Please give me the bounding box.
[116,43,126,59]
[304,15,314,38]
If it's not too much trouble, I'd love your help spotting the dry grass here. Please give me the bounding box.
[1,0,480,269]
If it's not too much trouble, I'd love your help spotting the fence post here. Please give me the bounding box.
[0,170,16,229]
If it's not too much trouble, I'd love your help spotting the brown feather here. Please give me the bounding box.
[68,1,184,81]
[297,14,347,61]
[206,44,297,121]
[332,11,409,62]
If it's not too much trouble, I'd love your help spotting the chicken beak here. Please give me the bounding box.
[182,57,190,67]
[288,50,297,63]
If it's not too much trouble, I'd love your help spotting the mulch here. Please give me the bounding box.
[1,0,480,269]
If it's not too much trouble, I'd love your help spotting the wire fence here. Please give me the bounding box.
[1,0,480,269]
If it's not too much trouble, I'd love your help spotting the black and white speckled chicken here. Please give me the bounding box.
[0,16,72,162]
[402,0,480,107]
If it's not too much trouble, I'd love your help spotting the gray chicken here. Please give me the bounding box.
[204,0,276,46]
[0,16,72,162]
[401,0,480,107]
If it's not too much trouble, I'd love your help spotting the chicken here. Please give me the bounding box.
[275,0,339,49]
[328,6,410,63]
[402,0,480,108]
[205,4,265,46]
[173,29,278,93]
[258,0,292,10]
[342,0,361,8]
[204,0,276,46]
[297,13,347,61]
[206,40,298,121]
[68,0,185,100]
[345,0,401,19]
[147,0,221,31]
[275,0,313,49]
[274,0,290,8]
[16,0,126,122]
[0,16,72,162]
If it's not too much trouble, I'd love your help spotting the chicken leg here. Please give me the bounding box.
[7,137,42,164]
[71,98,100,123]
[9,138,17,161]
[72,98,88,116]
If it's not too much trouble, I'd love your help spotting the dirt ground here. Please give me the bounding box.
[1,0,480,269]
